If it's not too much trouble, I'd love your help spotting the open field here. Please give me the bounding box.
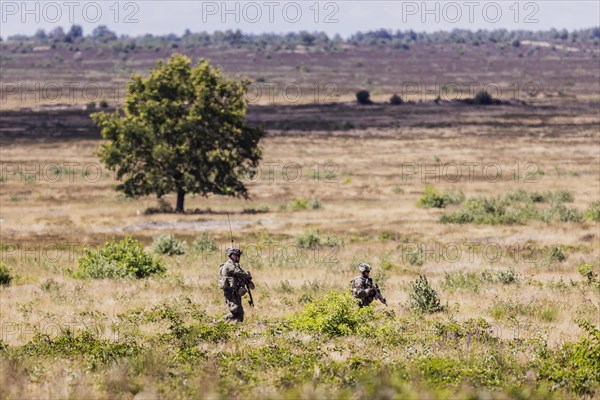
[1,100,599,398]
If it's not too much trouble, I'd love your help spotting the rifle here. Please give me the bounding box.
[246,281,255,307]
[373,284,388,306]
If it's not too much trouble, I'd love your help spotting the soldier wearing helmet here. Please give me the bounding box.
[351,263,383,307]
[219,246,254,322]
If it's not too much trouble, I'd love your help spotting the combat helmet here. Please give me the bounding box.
[358,263,371,273]
[226,247,243,257]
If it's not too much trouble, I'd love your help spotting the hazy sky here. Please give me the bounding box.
[1,1,598,38]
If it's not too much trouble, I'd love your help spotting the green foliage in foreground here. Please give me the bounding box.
[440,189,582,225]
[76,237,166,279]
[1,295,599,399]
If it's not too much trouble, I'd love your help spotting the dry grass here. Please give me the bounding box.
[0,106,599,397]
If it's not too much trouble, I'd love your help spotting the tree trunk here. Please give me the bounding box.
[176,190,185,213]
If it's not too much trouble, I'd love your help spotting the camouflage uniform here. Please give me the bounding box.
[219,258,254,322]
[351,274,377,307]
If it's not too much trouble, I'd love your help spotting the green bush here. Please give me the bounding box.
[192,232,218,254]
[409,274,444,313]
[295,228,336,249]
[585,201,600,221]
[152,234,186,256]
[19,329,141,369]
[405,247,424,266]
[296,229,320,249]
[547,246,566,263]
[0,262,13,286]
[444,268,518,293]
[578,263,599,286]
[76,237,166,279]
[542,202,583,223]
[440,191,583,225]
[308,198,322,209]
[492,268,519,284]
[286,199,308,211]
[417,185,448,208]
[417,185,464,209]
[287,291,377,336]
[534,320,600,395]
[442,271,480,293]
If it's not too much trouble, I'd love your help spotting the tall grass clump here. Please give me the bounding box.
[76,237,166,279]
[152,234,186,256]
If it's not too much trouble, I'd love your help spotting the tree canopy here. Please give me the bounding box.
[92,54,265,212]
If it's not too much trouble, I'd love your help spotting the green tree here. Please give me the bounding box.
[92,54,264,212]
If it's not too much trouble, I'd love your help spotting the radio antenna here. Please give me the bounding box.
[227,212,234,248]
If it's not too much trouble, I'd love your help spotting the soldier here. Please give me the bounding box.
[350,263,387,307]
[219,247,255,322]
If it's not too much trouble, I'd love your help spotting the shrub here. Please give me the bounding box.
[0,262,13,286]
[85,101,96,110]
[405,247,424,266]
[390,94,403,105]
[76,237,166,279]
[534,320,600,395]
[293,229,337,250]
[473,90,493,105]
[308,198,322,209]
[99,100,109,108]
[286,199,308,211]
[20,329,141,369]
[542,202,583,223]
[585,201,600,221]
[417,185,464,209]
[493,268,519,284]
[295,228,321,249]
[152,234,186,256]
[409,274,444,313]
[439,193,580,225]
[288,291,377,336]
[192,232,218,254]
[417,185,448,208]
[442,271,480,293]
[578,263,599,286]
[356,90,372,105]
[547,246,566,263]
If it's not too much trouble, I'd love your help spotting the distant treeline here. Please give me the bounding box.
[4,26,600,50]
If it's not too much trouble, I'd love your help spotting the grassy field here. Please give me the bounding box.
[1,100,599,398]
